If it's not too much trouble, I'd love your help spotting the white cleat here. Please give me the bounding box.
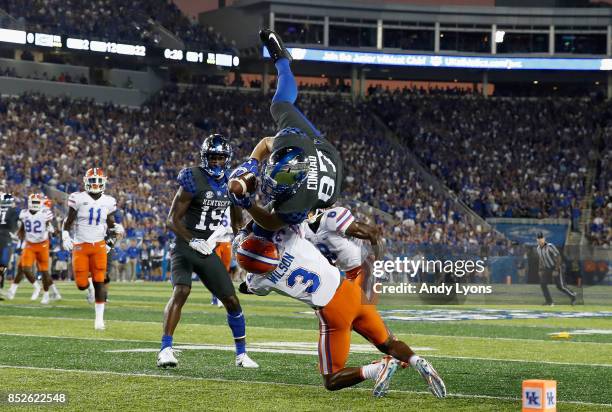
[94,320,106,330]
[51,292,62,301]
[236,353,259,368]
[373,356,400,398]
[86,289,95,304]
[40,293,50,305]
[414,358,447,398]
[30,283,41,301]
[157,347,178,368]
[5,290,15,300]
[216,300,224,308]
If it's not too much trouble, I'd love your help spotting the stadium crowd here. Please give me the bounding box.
[0,0,233,52]
[0,86,504,273]
[590,138,612,248]
[368,88,609,221]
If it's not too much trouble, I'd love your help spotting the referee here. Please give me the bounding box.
[536,232,576,306]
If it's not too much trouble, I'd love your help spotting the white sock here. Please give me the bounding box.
[361,363,384,380]
[409,355,421,368]
[95,303,105,322]
[32,280,40,289]
[50,284,59,295]
[88,279,94,293]
[42,291,49,299]
[9,283,18,293]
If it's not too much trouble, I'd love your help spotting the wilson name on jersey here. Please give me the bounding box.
[19,209,53,243]
[68,192,117,244]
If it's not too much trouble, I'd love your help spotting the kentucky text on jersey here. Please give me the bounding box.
[268,253,295,284]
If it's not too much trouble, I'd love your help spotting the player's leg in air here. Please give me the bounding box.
[260,29,322,138]
[318,276,446,398]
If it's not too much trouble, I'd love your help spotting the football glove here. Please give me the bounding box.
[229,158,260,179]
[112,223,125,237]
[62,230,73,251]
[189,238,213,255]
[228,191,253,209]
[232,229,249,255]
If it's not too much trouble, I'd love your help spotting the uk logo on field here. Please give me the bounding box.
[546,389,556,407]
[523,388,542,408]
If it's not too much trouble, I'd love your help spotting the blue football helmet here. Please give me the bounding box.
[262,146,310,202]
[200,134,232,179]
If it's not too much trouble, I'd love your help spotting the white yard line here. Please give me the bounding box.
[0,332,610,368]
[2,314,612,345]
[0,364,610,408]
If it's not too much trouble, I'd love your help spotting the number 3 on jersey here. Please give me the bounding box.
[287,268,321,294]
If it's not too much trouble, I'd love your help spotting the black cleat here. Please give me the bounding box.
[259,29,292,63]
[570,294,577,306]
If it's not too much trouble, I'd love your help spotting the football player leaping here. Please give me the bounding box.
[16,194,61,304]
[62,168,119,330]
[158,134,258,369]
[230,29,446,398]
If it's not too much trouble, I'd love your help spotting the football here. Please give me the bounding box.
[228,172,257,197]
[236,233,280,274]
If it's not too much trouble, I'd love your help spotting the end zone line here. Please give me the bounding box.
[0,332,610,368]
[0,364,610,408]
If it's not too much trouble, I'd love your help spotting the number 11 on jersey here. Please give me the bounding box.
[88,208,102,225]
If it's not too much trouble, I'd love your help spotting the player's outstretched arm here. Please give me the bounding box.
[16,220,24,241]
[346,221,385,260]
[249,136,275,163]
[244,203,286,232]
[166,187,195,243]
[229,205,244,236]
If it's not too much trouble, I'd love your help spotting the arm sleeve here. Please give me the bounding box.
[67,193,79,210]
[108,197,117,214]
[177,168,197,194]
[324,207,354,235]
[277,209,308,225]
[245,273,272,296]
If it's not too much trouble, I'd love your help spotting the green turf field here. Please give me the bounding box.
[0,282,611,411]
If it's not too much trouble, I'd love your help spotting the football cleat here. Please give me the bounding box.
[5,289,15,300]
[51,292,62,301]
[373,356,400,398]
[259,29,292,63]
[87,288,95,304]
[94,320,106,330]
[40,293,50,305]
[30,283,41,301]
[157,347,178,368]
[414,358,447,398]
[236,353,259,368]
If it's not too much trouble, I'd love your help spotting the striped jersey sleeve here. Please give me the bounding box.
[323,207,354,234]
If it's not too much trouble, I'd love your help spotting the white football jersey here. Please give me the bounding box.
[68,191,117,243]
[246,225,340,308]
[19,208,53,243]
[304,207,363,272]
[216,207,233,243]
